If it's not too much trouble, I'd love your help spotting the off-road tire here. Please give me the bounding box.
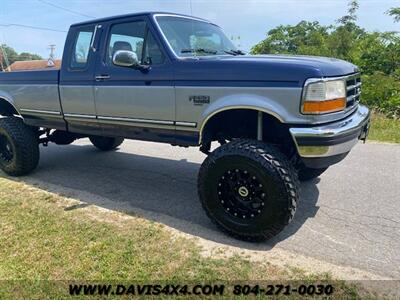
[0,117,39,176]
[198,139,299,242]
[298,166,328,181]
[89,136,124,151]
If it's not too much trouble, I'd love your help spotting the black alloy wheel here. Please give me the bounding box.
[198,139,299,242]
[217,168,267,220]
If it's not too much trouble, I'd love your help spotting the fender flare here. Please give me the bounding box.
[0,91,21,116]
[198,94,287,144]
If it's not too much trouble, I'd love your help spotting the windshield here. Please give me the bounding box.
[155,16,237,57]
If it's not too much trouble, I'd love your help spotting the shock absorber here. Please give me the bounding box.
[257,111,263,141]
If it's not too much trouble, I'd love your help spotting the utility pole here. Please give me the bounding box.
[47,44,56,67]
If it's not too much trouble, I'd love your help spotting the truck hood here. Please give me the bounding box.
[175,54,359,86]
[232,54,359,77]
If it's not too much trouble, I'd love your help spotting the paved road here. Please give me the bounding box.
[13,140,400,278]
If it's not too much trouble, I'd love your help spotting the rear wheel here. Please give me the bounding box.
[198,139,299,242]
[0,117,39,176]
[298,166,328,181]
[89,136,124,151]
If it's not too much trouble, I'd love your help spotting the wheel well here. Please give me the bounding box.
[201,109,296,155]
[0,98,19,116]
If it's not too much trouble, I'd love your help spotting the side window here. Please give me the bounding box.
[70,28,94,69]
[106,21,164,66]
[143,30,164,65]
[107,21,146,65]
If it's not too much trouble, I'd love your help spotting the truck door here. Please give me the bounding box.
[59,24,102,135]
[93,16,175,142]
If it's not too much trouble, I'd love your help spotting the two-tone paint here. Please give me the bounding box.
[0,12,369,160]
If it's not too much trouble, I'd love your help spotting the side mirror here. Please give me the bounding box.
[112,50,140,68]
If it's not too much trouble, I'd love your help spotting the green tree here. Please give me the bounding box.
[336,0,359,25]
[0,44,18,68]
[251,21,331,56]
[387,7,400,22]
[329,0,365,60]
[18,52,43,61]
[251,0,400,116]
[0,44,43,70]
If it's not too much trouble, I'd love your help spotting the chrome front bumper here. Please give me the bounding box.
[289,105,370,166]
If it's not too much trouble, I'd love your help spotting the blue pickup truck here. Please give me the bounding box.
[0,12,370,241]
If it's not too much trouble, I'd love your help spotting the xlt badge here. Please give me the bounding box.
[189,95,210,105]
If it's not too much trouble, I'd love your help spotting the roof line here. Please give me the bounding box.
[70,11,211,27]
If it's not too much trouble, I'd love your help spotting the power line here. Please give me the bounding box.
[37,0,95,19]
[0,23,67,33]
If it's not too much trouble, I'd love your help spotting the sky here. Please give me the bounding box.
[0,0,399,59]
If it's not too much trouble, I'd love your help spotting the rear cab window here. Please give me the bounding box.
[70,26,95,70]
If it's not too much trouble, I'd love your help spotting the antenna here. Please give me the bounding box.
[188,0,196,58]
[189,0,193,16]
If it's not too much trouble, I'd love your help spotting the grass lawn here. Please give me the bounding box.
[368,113,400,143]
[0,178,375,299]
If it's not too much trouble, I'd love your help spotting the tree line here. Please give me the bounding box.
[0,44,42,70]
[251,1,400,117]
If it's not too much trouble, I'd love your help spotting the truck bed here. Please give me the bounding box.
[0,69,66,130]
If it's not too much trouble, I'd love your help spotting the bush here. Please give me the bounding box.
[362,73,400,117]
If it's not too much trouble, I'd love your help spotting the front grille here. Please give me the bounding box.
[345,74,361,108]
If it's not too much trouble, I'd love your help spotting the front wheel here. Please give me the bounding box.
[0,117,39,176]
[89,136,124,151]
[198,139,299,242]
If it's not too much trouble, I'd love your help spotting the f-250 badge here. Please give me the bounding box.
[189,95,210,105]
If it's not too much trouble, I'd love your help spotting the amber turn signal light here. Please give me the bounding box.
[302,98,346,114]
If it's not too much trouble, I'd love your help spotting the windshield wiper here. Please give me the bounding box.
[181,48,218,55]
[224,49,246,56]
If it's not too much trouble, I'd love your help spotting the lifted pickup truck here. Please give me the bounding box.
[0,12,370,241]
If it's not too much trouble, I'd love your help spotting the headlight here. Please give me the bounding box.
[302,79,346,114]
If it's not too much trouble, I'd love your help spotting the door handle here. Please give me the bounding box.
[95,75,110,81]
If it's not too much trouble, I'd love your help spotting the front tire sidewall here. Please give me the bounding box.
[198,140,299,241]
[202,155,291,235]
